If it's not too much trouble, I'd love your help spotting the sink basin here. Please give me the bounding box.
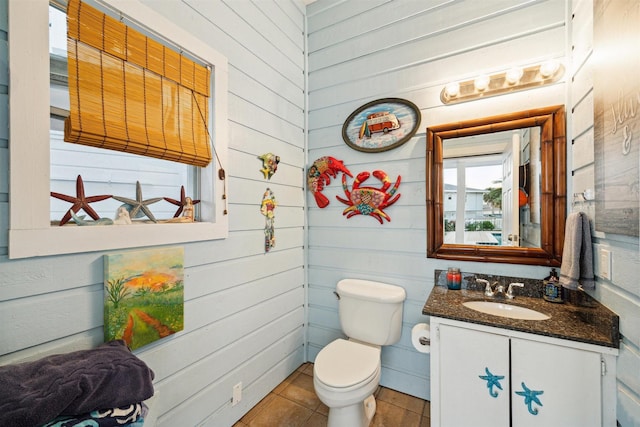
[462,301,550,321]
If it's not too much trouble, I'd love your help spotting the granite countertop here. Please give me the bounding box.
[423,278,620,349]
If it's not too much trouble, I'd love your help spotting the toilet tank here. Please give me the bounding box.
[337,279,406,346]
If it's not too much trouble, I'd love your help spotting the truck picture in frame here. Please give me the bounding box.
[342,98,421,153]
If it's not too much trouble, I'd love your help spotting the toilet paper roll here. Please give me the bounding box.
[411,323,431,354]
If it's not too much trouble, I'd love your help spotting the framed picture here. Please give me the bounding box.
[104,246,185,350]
[593,0,639,236]
[342,98,421,153]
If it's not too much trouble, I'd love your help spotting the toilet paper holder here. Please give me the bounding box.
[419,337,430,346]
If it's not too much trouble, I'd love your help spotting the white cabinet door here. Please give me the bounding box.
[511,338,601,427]
[439,324,510,427]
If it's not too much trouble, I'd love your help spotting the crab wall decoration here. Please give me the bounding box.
[336,170,401,224]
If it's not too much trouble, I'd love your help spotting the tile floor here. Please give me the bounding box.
[233,363,430,427]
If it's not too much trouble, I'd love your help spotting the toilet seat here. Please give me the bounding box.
[314,339,380,390]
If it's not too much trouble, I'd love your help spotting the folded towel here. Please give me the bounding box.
[39,402,146,427]
[559,212,595,290]
[0,340,154,427]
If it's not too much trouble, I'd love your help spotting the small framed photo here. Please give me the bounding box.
[342,98,421,153]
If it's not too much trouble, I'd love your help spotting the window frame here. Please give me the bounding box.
[8,0,229,259]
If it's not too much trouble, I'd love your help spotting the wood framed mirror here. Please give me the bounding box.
[426,105,566,266]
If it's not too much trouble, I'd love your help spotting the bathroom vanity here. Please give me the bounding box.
[423,279,619,427]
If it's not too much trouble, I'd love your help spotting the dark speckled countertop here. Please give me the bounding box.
[423,270,620,349]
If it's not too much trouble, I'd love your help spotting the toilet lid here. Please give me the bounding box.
[315,339,380,388]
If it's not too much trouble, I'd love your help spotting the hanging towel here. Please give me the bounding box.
[559,212,595,290]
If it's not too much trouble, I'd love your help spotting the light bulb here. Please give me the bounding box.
[505,67,523,85]
[445,82,460,98]
[540,60,559,78]
[474,75,490,91]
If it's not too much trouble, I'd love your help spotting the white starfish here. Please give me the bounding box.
[112,181,162,223]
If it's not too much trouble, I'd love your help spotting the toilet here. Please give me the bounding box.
[313,279,406,427]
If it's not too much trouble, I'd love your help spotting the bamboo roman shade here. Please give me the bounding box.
[65,0,212,167]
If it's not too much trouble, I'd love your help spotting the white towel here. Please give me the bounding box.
[559,212,595,290]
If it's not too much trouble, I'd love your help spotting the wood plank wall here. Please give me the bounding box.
[0,0,7,253]
[306,0,570,401]
[0,1,306,426]
[571,0,640,424]
[1,0,637,424]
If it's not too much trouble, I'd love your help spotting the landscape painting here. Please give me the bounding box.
[104,246,184,350]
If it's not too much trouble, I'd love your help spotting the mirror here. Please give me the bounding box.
[426,105,566,266]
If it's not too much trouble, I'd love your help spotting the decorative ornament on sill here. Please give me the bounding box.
[261,188,277,252]
[161,197,196,223]
[307,156,352,208]
[336,170,401,224]
[113,207,132,225]
[258,153,280,180]
[164,185,201,218]
[50,174,112,226]
[112,181,162,223]
[51,178,200,225]
[70,210,114,226]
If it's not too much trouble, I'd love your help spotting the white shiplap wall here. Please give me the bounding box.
[571,1,640,425]
[0,1,306,426]
[1,0,637,425]
[306,0,570,401]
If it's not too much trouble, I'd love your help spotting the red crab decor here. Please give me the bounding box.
[307,156,352,208]
[336,170,401,224]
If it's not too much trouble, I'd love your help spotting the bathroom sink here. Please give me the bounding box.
[462,301,550,321]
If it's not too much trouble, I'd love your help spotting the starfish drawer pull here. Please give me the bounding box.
[515,382,544,415]
[478,367,504,398]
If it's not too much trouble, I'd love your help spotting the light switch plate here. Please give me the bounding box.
[599,249,612,280]
[232,382,242,406]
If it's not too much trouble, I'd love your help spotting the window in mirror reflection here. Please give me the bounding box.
[442,128,541,248]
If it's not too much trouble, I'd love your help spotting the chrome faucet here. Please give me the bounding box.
[506,282,524,299]
[476,279,524,300]
[476,279,499,297]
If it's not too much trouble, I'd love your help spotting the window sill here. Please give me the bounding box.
[9,220,228,259]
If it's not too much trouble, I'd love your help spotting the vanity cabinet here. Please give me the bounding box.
[430,317,617,427]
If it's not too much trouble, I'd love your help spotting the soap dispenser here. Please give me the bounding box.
[543,268,562,303]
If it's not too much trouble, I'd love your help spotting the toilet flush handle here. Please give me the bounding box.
[333,291,340,300]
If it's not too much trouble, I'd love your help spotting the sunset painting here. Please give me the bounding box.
[104,246,184,350]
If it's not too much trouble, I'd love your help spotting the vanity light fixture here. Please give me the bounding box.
[539,60,560,78]
[440,60,564,105]
[505,67,524,85]
[444,82,460,98]
[473,75,490,91]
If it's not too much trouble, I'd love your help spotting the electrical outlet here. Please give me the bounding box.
[599,249,612,280]
[232,382,242,406]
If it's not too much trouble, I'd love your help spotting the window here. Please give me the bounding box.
[49,3,196,224]
[9,0,229,259]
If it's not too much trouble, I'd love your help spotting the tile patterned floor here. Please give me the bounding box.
[233,363,430,427]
